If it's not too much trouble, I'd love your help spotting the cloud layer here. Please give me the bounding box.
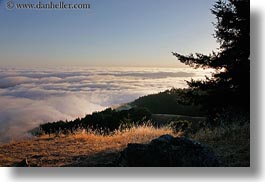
[0,66,211,143]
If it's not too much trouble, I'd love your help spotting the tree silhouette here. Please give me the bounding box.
[172,0,250,120]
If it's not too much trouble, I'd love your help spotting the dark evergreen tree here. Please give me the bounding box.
[172,0,250,121]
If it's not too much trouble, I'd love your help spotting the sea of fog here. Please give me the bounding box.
[0,66,212,143]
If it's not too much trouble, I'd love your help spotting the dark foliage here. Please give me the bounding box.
[40,107,151,136]
[169,120,192,134]
[132,88,205,117]
[172,0,250,121]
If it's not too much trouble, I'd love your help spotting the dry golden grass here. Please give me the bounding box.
[0,124,179,167]
[191,122,250,167]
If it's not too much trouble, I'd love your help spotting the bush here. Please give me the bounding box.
[168,120,192,134]
[39,107,152,136]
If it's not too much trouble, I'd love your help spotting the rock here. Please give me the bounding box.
[118,135,220,167]
[14,158,30,167]
[151,134,174,144]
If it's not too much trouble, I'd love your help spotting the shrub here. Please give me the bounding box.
[168,120,192,134]
[39,107,152,136]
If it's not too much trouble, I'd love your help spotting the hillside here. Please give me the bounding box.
[0,125,178,167]
[0,89,250,167]
[36,89,207,137]
[131,88,205,117]
[0,121,249,167]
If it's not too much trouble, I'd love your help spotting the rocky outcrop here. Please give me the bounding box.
[117,134,220,167]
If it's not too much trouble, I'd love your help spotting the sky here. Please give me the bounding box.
[0,0,218,67]
[0,0,218,143]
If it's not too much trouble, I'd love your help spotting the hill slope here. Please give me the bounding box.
[0,125,177,167]
[131,88,205,117]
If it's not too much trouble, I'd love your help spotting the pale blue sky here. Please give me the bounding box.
[0,0,218,67]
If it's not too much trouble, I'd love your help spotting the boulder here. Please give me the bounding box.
[14,158,30,167]
[118,135,220,167]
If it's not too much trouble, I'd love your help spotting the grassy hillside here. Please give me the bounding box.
[131,88,205,117]
[151,114,206,127]
[0,120,249,167]
[0,89,249,167]
[192,122,250,167]
[37,89,207,137]
[0,125,178,167]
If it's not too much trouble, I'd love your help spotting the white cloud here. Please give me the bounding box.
[0,67,211,143]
